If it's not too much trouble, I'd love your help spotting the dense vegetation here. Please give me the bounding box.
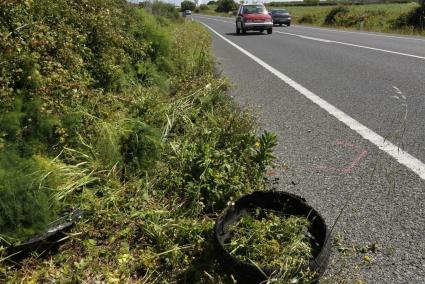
[215,0,238,13]
[180,0,196,12]
[0,0,277,282]
[266,0,414,7]
[271,2,424,33]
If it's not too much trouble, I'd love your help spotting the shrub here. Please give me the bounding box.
[215,0,237,13]
[391,6,423,29]
[200,4,210,11]
[207,1,216,5]
[147,1,180,20]
[181,1,196,12]
[324,5,350,25]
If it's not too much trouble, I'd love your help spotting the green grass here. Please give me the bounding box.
[282,3,415,17]
[272,3,423,34]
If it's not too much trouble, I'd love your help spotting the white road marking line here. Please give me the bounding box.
[295,34,333,43]
[275,30,425,60]
[195,15,425,60]
[201,22,425,181]
[293,25,425,42]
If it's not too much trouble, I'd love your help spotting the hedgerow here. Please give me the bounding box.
[0,0,276,282]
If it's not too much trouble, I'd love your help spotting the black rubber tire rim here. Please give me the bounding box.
[214,191,330,284]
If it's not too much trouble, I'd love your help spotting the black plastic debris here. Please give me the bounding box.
[214,191,330,284]
[4,210,86,261]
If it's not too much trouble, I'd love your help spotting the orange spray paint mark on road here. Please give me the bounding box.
[316,139,368,173]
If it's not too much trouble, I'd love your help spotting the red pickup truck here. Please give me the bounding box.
[236,4,273,35]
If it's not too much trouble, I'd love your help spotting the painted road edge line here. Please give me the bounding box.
[274,31,425,60]
[201,22,425,181]
[293,25,425,42]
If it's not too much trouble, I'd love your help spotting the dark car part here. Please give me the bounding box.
[4,210,86,261]
[271,9,291,27]
[214,191,330,284]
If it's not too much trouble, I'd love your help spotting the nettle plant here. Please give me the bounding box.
[158,89,278,212]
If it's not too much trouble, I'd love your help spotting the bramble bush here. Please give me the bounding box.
[391,6,424,29]
[324,6,350,25]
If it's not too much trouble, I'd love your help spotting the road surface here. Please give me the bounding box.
[193,15,425,283]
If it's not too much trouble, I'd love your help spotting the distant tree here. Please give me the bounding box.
[180,1,196,11]
[207,1,216,5]
[215,0,237,13]
[199,4,209,10]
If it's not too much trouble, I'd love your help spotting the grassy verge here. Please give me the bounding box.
[197,3,425,36]
[0,0,276,282]
[282,3,423,34]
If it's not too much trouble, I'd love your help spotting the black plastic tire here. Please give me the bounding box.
[267,28,273,34]
[287,22,291,27]
[214,191,330,284]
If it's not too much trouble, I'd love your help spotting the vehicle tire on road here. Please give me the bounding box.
[236,26,240,34]
[242,28,247,34]
[287,22,291,27]
[267,28,272,34]
[279,23,282,26]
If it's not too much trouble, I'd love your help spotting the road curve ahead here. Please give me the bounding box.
[193,15,425,283]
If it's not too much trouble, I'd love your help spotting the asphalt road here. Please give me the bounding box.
[193,15,425,283]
